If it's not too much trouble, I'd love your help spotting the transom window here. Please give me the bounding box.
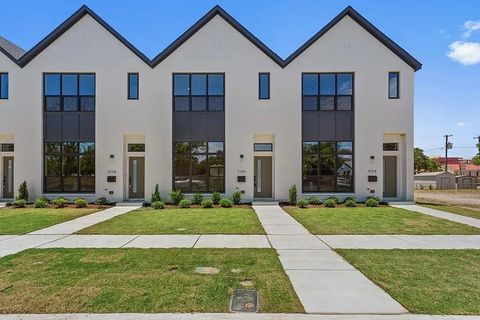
[173,74,224,111]
[302,73,353,111]
[128,144,145,152]
[44,73,95,112]
[173,141,224,192]
[0,73,8,99]
[383,143,399,151]
[302,141,353,193]
[44,141,95,193]
[1,143,14,152]
[388,72,399,99]
[254,143,273,152]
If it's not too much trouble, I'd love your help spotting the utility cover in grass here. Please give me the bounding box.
[230,289,258,313]
[195,266,219,274]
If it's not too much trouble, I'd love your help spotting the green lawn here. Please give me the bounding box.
[0,248,303,314]
[0,208,100,234]
[337,249,480,315]
[78,207,265,235]
[422,204,480,219]
[285,206,480,234]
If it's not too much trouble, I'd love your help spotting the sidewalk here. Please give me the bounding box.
[392,204,480,228]
[253,205,407,314]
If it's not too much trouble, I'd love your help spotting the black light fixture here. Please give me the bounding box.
[110,154,114,159]
[240,154,244,159]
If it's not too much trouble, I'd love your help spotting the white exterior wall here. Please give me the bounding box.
[0,13,416,202]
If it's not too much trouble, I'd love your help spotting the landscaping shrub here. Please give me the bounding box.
[34,198,48,208]
[324,198,336,208]
[17,181,29,202]
[231,191,241,205]
[95,197,107,205]
[344,199,357,207]
[344,196,356,203]
[53,197,69,208]
[179,199,191,208]
[151,184,161,203]
[365,198,379,207]
[288,185,297,205]
[212,192,221,205]
[308,196,321,205]
[201,199,213,208]
[297,199,309,208]
[193,192,203,205]
[325,196,339,204]
[170,190,184,205]
[12,199,26,208]
[152,201,165,209]
[73,198,88,208]
[219,198,233,208]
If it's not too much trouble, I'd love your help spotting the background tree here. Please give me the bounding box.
[414,147,441,173]
[472,143,480,166]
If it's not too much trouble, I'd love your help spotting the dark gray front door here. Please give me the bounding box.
[383,156,397,198]
[128,157,145,199]
[254,156,272,198]
[3,157,14,199]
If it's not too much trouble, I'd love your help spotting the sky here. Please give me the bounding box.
[1,0,479,158]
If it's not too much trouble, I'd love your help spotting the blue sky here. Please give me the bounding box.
[1,0,479,158]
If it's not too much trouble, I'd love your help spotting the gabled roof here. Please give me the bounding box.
[0,35,26,61]
[3,5,422,71]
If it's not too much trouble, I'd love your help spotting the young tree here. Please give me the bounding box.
[414,147,441,173]
[472,143,480,166]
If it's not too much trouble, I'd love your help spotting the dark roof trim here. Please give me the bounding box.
[17,5,151,67]
[6,5,421,71]
[285,6,422,71]
[0,36,26,62]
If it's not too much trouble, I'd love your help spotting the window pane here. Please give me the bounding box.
[337,155,353,174]
[80,154,95,176]
[303,142,318,155]
[63,176,78,192]
[45,177,62,192]
[302,176,318,192]
[62,75,78,95]
[127,144,145,152]
[80,142,95,154]
[319,156,335,175]
[45,155,61,175]
[302,96,317,111]
[0,74,8,99]
[259,73,269,99]
[208,155,224,175]
[303,155,318,175]
[383,143,398,151]
[208,75,224,95]
[45,142,62,154]
[79,74,95,95]
[191,142,207,154]
[208,142,224,154]
[63,142,79,153]
[336,175,353,192]
[319,96,334,110]
[254,143,273,152]
[319,74,335,95]
[389,73,399,98]
[174,155,190,175]
[1,144,14,152]
[337,142,353,154]
[192,155,208,175]
[45,74,60,95]
[209,177,224,192]
[337,96,352,110]
[63,96,78,111]
[337,74,352,95]
[302,74,318,95]
[174,96,190,111]
[128,74,138,99]
[45,97,61,111]
[174,176,190,192]
[174,74,189,95]
[80,96,95,111]
[191,176,208,192]
[319,176,335,192]
[63,155,79,176]
[319,142,335,154]
[191,74,206,95]
[80,176,95,192]
[174,142,190,154]
[191,96,207,111]
[208,96,224,111]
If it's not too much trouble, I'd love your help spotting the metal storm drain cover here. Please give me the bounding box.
[230,289,259,313]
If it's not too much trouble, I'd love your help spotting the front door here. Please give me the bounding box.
[383,156,397,198]
[2,157,14,199]
[128,157,145,199]
[254,156,272,198]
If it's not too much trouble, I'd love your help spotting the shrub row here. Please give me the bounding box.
[12,196,108,209]
[295,196,379,208]
[148,188,241,210]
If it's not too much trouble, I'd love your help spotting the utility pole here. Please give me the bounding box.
[444,134,453,172]
[474,135,480,149]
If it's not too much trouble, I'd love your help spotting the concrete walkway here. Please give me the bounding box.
[392,204,480,228]
[319,235,480,249]
[253,205,407,314]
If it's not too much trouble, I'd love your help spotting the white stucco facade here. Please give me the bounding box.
[0,6,420,202]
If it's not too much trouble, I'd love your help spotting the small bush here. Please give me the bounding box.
[34,198,48,208]
[308,196,321,205]
[325,196,339,204]
[73,197,88,208]
[37,195,50,203]
[201,199,213,208]
[53,197,69,208]
[193,193,203,205]
[365,198,379,207]
[344,196,356,203]
[288,185,297,205]
[324,199,336,208]
[344,199,357,207]
[232,191,242,205]
[17,181,29,202]
[179,199,191,208]
[170,190,184,205]
[152,201,165,209]
[297,199,309,208]
[13,199,26,208]
[212,192,221,205]
[151,184,161,203]
[219,198,233,208]
[95,197,107,205]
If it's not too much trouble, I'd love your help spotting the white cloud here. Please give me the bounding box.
[447,41,480,65]
[457,121,469,127]
[462,20,480,39]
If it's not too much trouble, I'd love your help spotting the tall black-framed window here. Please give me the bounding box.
[44,141,95,193]
[388,72,399,99]
[0,73,8,99]
[173,141,224,192]
[173,73,224,111]
[259,73,270,99]
[302,141,353,193]
[128,73,139,100]
[44,73,95,111]
[302,73,353,111]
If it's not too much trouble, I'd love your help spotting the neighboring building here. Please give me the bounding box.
[0,5,421,202]
[414,172,456,190]
[434,157,480,177]
[456,175,477,189]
